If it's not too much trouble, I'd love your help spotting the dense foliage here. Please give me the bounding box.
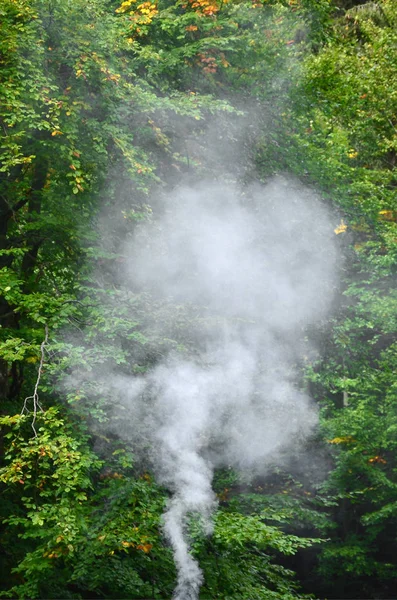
[1,0,396,598]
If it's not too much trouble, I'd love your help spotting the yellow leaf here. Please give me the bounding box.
[368,456,387,464]
[334,219,348,235]
[328,436,356,444]
[379,210,397,222]
[137,543,152,553]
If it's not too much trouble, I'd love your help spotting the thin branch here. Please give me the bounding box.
[21,324,49,437]
[0,196,31,222]
[388,119,397,133]
[0,118,8,137]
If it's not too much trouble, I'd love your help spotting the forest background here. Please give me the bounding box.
[0,0,396,598]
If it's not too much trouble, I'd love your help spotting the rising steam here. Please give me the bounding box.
[102,176,338,599]
[68,176,338,599]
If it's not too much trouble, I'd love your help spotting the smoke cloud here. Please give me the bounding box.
[91,176,338,599]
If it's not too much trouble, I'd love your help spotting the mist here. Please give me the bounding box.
[89,176,339,599]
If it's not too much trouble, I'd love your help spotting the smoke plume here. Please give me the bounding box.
[92,176,338,599]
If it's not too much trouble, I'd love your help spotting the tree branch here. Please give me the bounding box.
[21,325,49,437]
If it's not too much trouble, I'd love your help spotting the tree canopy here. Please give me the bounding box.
[0,0,396,598]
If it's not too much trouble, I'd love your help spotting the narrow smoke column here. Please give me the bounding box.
[162,457,215,600]
[151,363,217,599]
[164,496,206,600]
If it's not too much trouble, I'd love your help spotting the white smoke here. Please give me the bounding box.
[96,176,338,599]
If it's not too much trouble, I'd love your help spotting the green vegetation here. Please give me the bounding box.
[1,0,396,598]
